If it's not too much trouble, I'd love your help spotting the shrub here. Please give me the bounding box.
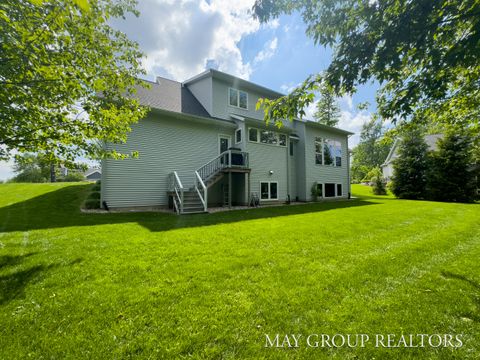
[11,169,47,183]
[371,175,387,195]
[84,199,100,209]
[87,191,100,200]
[311,183,320,201]
[60,172,85,182]
[95,180,101,185]
[92,184,101,192]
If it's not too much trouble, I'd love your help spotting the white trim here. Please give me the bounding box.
[218,134,231,154]
[230,114,245,121]
[260,181,279,201]
[228,87,248,110]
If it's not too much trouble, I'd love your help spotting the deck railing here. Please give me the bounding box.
[196,150,249,184]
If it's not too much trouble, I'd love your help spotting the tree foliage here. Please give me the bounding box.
[351,118,392,182]
[370,168,387,195]
[427,131,477,202]
[253,0,480,130]
[0,0,148,164]
[11,153,87,183]
[313,82,340,127]
[391,128,430,199]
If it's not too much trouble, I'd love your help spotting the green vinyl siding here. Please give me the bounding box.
[102,112,234,209]
[246,140,288,203]
[304,124,350,199]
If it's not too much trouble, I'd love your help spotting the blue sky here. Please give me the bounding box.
[0,0,378,181]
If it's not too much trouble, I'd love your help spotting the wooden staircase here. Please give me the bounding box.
[181,190,206,214]
[169,150,249,215]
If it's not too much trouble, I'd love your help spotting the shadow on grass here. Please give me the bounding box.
[0,253,38,269]
[0,254,82,305]
[441,271,480,323]
[0,184,378,233]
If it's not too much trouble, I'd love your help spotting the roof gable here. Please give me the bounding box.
[133,78,210,118]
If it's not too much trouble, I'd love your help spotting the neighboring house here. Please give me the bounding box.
[85,168,101,181]
[381,134,443,180]
[101,69,353,214]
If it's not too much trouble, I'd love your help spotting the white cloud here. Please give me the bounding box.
[339,94,353,111]
[304,100,318,120]
[0,159,14,181]
[339,110,372,147]
[113,0,261,81]
[253,37,278,64]
[279,81,301,94]
[265,18,280,30]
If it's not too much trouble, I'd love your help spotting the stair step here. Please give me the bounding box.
[182,208,205,213]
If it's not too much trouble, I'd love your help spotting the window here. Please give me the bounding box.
[260,181,278,200]
[289,141,294,156]
[260,130,278,145]
[235,129,242,144]
[315,137,342,167]
[324,139,334,166]
[315,137,323,165]
[249,127,287,147]
[325,183,336,197]
[248,128,258,142]
[228,88,248,109]
[229,88,238,107]
[239,91,248,109]
[337,184,342,197]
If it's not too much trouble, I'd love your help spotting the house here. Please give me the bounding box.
[101,69,353,214]
[381,134,443,180]
[85,168,102,182]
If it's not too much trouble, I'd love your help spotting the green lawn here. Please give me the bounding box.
[0,183,479,359]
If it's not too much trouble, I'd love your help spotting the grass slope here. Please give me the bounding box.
[0,183,479,359]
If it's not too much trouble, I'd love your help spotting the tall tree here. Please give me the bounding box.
[391,128,430,199]
[313,82,340,127]
[253,0,480,130]
[427,132,477,202]
[351,118,391,182]
[0,0,148,165]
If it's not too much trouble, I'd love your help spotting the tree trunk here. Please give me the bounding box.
[50,164,56,183]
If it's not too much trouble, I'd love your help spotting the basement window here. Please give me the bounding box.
[324,183,336,197]
[260,181,278,200]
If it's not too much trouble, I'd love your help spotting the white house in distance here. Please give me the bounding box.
[381,134,443,180]
[101,69,354,214]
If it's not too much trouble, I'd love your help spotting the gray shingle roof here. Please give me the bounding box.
[133,77,210,118]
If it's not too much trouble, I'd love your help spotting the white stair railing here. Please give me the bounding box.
[169,171,184,214]
[194,171,207,212]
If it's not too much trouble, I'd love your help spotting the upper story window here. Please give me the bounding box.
[229,88,248,109]
[315,137,342,166]
[249,128,287,147]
